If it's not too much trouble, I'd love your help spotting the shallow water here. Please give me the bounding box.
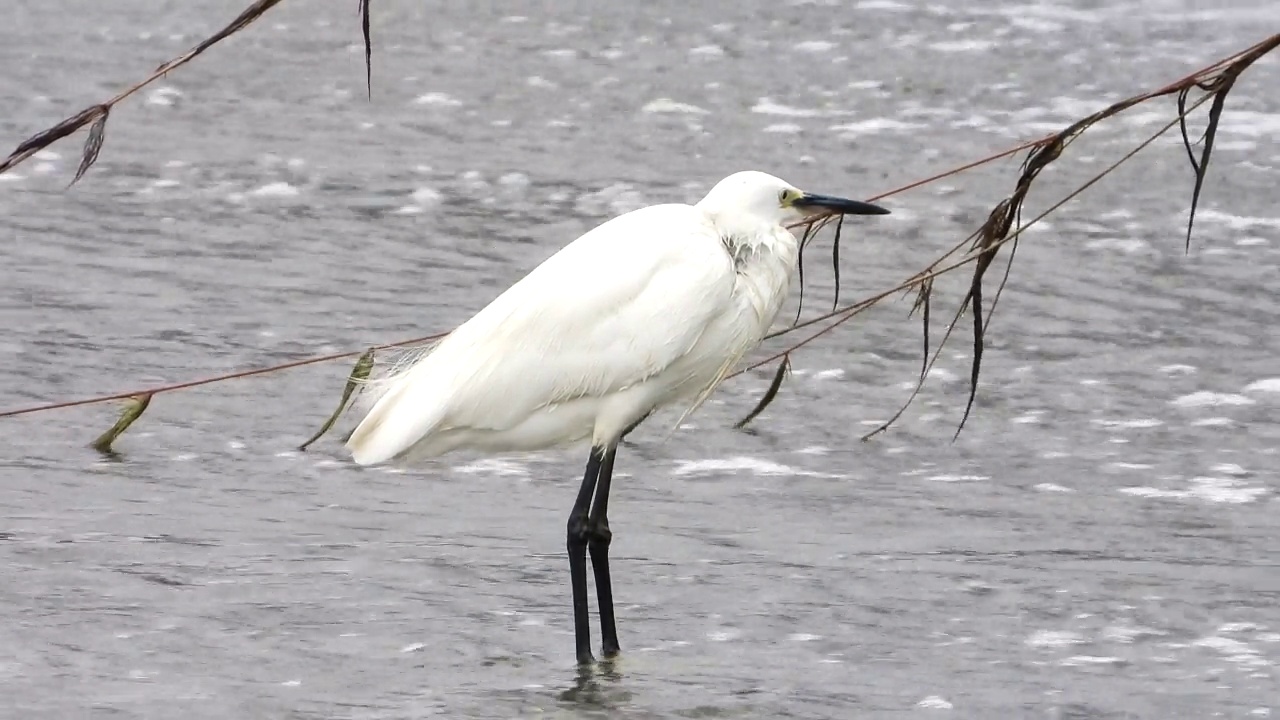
[1,1,1278,718]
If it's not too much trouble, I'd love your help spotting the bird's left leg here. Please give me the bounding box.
[586,443,620,658]
[568,447,605,665]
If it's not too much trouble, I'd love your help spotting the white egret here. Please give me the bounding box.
[346,170,889,664]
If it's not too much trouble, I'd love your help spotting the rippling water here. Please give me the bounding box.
[2,1,1278,718]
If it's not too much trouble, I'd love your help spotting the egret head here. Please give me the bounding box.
[697,170,889,229]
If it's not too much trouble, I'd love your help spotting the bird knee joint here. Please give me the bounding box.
[587,523,612,547]
[567,514,591,546]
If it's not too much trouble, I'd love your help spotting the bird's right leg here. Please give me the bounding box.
[586,445,619,659]
[568,446,605,665]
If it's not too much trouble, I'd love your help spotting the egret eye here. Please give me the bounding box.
[778,189,794,205]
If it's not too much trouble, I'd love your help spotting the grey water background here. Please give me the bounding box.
[2,0,1279,717]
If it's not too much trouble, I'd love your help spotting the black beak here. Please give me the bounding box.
[795,192,889,216]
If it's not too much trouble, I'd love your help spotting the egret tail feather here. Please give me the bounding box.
[345,348,451,465]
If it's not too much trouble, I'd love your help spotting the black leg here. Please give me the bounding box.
[587,445,620,658]
[568,447,604,666]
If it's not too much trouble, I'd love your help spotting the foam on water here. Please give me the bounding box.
[1102,625,1168,644]
[247,182,300,198]
[977,3,1109,24]
[1061,655,1125,667]
[689,44,725,58]
[672,457,833,478]
[146,87,182,107]
[410,186,443,205]
[762,123,802,134]
[452,458,529,478]
[1119,476,1269,504]
[1196,209,1280,231]
[413,92,463,107]
[751,99,828,118]
[1194,633,1273,670]
[926,474,990,483]
[916,696,953,709]
[1211,463,1250,477]
[1107,462,1154,471]
[1092,418,1163,430]
[855,0,910,11]
[706,629,742,642]
[1244,378,1280,394]
[1008,16,1065,33]
[794,40,835,53]
[926,367,960,383]
[929,39,997,53]
[641,98,708,115]
[1170,391,1255,408]
[1084,237,1153,254]
[829,118,928,137]
[1027,630,1086,648]
[1216,110,1280,139]
[497,172,530,191]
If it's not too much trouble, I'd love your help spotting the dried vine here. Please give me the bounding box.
[0,3,1274,452]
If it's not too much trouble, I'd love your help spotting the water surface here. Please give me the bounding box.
[1,1,1278,718]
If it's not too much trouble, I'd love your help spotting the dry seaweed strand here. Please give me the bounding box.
[0,23,1275,448]
[70,107,110,187]
[830,215,846,313]
[90,394,152,456]
[734,33,1276,436]
[909,276,934,381]
[791,220,814,326]
[358,0,374,98]
[733,354,791,430]
[738,212,838,427]
[298,347,377,450]
[2,0,294,181]
[945,38,1268,439]
[746,87,1223,439]
[791,214,839,325]
[735,212,842,428]
[0,333,443,419]
[2,0,377,182]
[732,63,1218,430]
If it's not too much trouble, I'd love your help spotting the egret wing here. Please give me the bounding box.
[347,203,735,461]
[441,203,736,427]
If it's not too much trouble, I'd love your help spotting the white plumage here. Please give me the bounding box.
[346,170,885,465]
[343,169,888,665]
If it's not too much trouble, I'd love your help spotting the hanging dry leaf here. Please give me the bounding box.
[90,393,152,455]
[299,348,376,451]
[734,354,791,430]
